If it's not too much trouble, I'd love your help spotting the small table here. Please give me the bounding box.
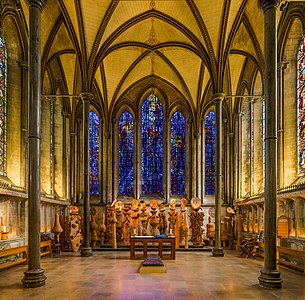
[130,236,176,260]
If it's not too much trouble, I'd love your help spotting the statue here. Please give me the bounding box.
[123,204,131,245]
[114,200,124,244]
[139,200,149,236]
[106,201,117,248]
[206,217,215,246]
[189,197,205,246]
[130,199,140,236]
[168,199,178,237]
[67,206,83,252]
[149,200,160,236]
[90,214,98,248]
[158,203,167,234]
[99,212,106,245]
[179,198,188,249]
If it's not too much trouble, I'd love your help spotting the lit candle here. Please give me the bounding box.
[134,229,136,234]
[3,226,6,232]
[170,229,172,235]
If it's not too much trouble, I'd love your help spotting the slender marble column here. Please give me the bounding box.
[134,118,140,200]
[69,132,76,204]
[223,119,228,204]
[62,111,68,199]
[212,93,225,257]
[258,0,282,289]
[195,133,201,198]
[277,61,288,189]
[76,118,81,203]
[18,61,28,190]
[80,92,93,257]
[22,0,46,288]
[165,118,170,203]
[104,132,110,204]
[228,132,234,206]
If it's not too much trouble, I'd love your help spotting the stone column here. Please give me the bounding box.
[22,0,46,288]
[62,111,68,199]
[112,118,117,200]
[228,132,234,207]
[134,118,140,199]
[76,117,81,203]
[237,112,242,199]
[69,132,76,204]
[165,118,170,203]
[212,93,225,257]
[80,92,93,257]
[223,119,228,204]
[195,133,201,198]
[18,61,29,190]
[104,132,110,203]
[258,0,282,289]
[277,61,288,189]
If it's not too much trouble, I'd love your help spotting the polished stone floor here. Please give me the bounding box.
[0,250,305,300]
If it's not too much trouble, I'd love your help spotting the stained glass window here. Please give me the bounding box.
[298,36,305,175]
[141,94,163,194]
[0,36,6,176]
[205,111,216,195]
[89,111,99,195]
[119,111,134,194]
[170,111,186,194]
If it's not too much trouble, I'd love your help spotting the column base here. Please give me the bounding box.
[81,247,93,257]
[258,268,282,289]
[212,247,224,257]
[22,268,46,288]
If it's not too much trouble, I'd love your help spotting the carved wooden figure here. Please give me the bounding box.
[179,198,189,249]
[131,199,140,236]
[189,198,204,246]
[149,200,160,236]
[90,215,98,247]
[67,206,83,252]
[140,200,149,236]
[168,199,178,237]
[123,204,131,245]
[158,203,167,234]
[99,213,106,245]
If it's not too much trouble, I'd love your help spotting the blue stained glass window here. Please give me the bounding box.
[141,94,163,194]
[89,111,99,195]
[205,111,216,195]
[298,36,305,175]
[0,36,7,176]
[119,111,134,194]
[170,111,186,194]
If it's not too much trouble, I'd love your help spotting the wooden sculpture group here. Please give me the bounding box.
[65,198,232,251]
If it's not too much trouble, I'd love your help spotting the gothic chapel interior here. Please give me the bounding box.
[1,0,305,293]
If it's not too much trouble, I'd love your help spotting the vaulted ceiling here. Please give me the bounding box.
[17,0,287,124]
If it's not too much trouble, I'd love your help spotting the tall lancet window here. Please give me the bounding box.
[141,94,163,194]
[0,35,7,176]
[119,111,134,195]
[89,111,100,195]
[170,111,186,195]
[205,111,216,195]
[298,36,305,175]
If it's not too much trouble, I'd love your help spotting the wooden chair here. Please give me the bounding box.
[239,237,257,258]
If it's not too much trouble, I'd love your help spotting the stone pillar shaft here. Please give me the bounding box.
[22,0,46,288]
[258,0,282,289]
[80,92,93,257]
[165,118,170,204]
[69,132,75,204]
[212,93,225,257]
[228,132,234,206]
[134,118,140,199]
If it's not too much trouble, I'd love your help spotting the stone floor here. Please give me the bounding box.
[0,250,305,300]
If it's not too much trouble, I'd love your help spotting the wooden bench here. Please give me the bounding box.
[0,245,28,270]
[0,240,53,270]
[255,242,305,275]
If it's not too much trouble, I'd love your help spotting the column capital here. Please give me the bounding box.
[27,0,47,10]
[70,132,76,137]
[258,0,280,13]
[194,132,201,140]
[212,93,225,103]
[17,61,28,69]
[277,61,289,70]
[79,92,93,103]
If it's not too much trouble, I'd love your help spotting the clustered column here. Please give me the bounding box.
[258,0,282,289]
[212,93,225,257]
[22,0,46,288]
[80,92,93,257]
